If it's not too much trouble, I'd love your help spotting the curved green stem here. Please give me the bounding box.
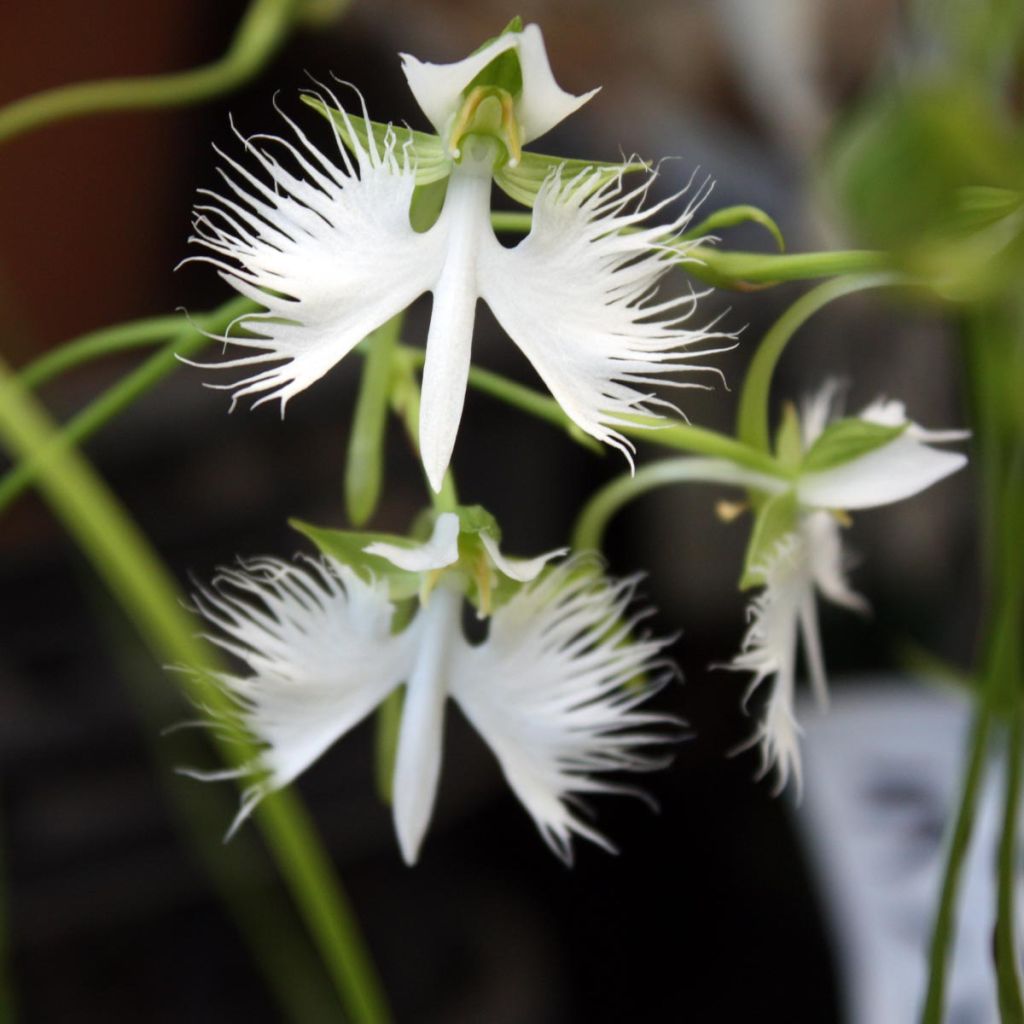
[736,273,899,452]
[490,211,890,288]
[0,0,302,145]
[572,457,786,552]
[997,706,1024,1023]
[0,298,256,514]
[0,357,390,1023]
[920,705,993,1024]
[18,313,188,389]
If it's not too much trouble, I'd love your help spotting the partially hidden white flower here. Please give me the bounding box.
[725,383,968,793]
[186,528,675,865]
[186,22,729,492]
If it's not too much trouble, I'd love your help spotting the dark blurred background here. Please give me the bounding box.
[0,2,979,1021]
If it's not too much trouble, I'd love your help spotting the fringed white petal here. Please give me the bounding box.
[801,510,869,614]
[187,94,445,412]
[478,167,732,466]
[448,562,677,863]
[189,556,412,832]
[479,533,568,583]
[726,537,807,795]
[365,512,461,573]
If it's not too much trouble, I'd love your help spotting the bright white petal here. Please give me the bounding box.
[858,397,971,443]
[419,157,492,491]
[400,34,520,139]
[392,586,462,865]
[449,563,676,863]
[478,168,731,465]
[725,537,807,795]
[188,556,412,830]
[797,433,967,510]
[800,378,844,448]
[801,510,869,613]
[365,512,461,573]
[514,24,599,143]
[479,533,568,582]
[186,94,444,412]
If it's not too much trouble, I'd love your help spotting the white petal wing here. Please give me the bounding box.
[797,433,967,510]
[365,512,461,572]
[478,169,730,464]
[189,556,413,825]
[188,99,444,411]
[479,533,568,582]
[448,563,676,862]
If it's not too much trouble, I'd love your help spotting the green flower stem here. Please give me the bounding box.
[678,204,786,252]
[571,457,786,553]
[0,298,256,514]
[346,313,401,526]
[0,358,391,1024]
[736,273,898,452]
[996,702,1024,1023]
[920,704,995,1024]
[18,313,187,390]
[489,211,890,288]
[0,0,302,145]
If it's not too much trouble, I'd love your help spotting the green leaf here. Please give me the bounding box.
[301,96,450,185]
[290,519,421,600]
[495,153,648,208]
[773,402,803,471]
[680,204,785,252]
[801,418,906,473]
[739,490,798,590]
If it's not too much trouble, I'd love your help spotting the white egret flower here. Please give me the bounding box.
[187,22,728,491]
[724,384,968,792]
[186,518,675,864]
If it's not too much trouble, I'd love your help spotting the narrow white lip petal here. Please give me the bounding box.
[448,563,676,862]
[186,95,446,413]
[801,511,869,613]
[514,24,600,143]
[186,557,414,818]
[479,533,567,582]
[365,513,461,573]
[400,34,520,138]
[392,586,462,865]
[477,168,732,462]
[419,159,493,492]
[797,434,967,510]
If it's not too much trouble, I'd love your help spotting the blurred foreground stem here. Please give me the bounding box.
[0,357,391,1023]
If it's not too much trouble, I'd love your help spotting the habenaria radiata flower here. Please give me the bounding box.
[186,20,729,491]
[186,512,676,864]
[723,384,968,793]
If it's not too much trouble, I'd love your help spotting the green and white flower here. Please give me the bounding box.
[187,20,728,491]
[186,512,675,864]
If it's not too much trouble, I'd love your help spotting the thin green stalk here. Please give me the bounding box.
[997,705,1024,1023]
[920,705,995,1024]
[489,211,890,288]
[0,0,301,144]
[571,457,786,552]
[0,298,255,514]
[736,273,898,452]
[0,358,391,1023]
[345,314,400,526]
[18,314,187,389]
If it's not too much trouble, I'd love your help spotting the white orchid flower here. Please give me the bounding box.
[186,522,675,865]
[722,383,968,792]
[187,21,728,491]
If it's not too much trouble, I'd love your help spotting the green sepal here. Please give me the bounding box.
[454,504,500,542]
[290,518,421,600]
[739,490,798,590]
[495,153,649,208]
[679,204,785,252]
[465,18,525,97]
[801,418,906,473]
[773,402,803,471]
[301,95,450,185]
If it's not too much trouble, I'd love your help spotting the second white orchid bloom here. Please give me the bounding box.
[725,384,968,792]
[188,513,675,864]
[188,21,727,491]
